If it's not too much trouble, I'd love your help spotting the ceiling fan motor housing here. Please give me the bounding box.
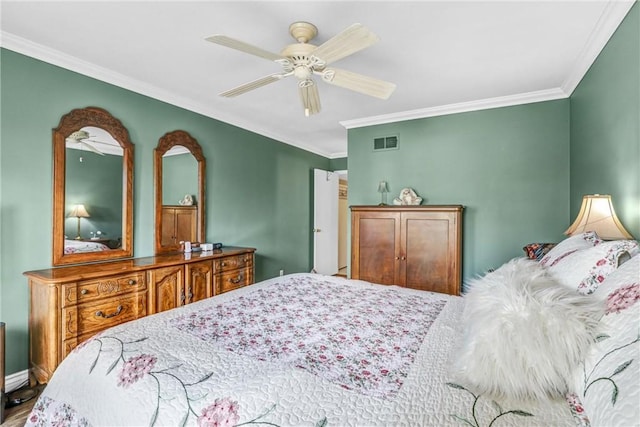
[288,22,318,43]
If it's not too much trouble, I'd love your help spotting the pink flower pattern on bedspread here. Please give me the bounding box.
[605,283,640,314]
[171,276,448,399]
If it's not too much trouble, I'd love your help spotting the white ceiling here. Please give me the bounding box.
[1,1,635,158]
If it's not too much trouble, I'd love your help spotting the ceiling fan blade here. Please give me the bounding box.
[311,23,379,66]
[79,141,105,156]
[220,74,286,97]
[299,80,321,116]
[205,35,284,62]
[320,68,396,100]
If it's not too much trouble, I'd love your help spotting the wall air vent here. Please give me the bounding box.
[373,135,399,151]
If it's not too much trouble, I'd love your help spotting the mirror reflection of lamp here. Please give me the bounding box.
[68,204,90,240]
[564,194,633,240]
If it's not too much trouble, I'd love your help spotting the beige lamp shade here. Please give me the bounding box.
[564,194,633,240]
[68,204,90,218]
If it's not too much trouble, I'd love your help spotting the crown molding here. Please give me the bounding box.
[341,0,635,131]
[561,0,636,94]
[340,88,569,130]
[0,31,335,159]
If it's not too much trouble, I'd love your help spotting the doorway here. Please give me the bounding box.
[337,174,348,276]
[312,169,348,276]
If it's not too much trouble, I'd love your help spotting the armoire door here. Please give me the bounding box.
[351,211,401,285]
[400,211,459,293]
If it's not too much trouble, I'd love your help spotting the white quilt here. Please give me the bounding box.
[26,274,580,426]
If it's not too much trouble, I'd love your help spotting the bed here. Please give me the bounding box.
[63,239,110,254]
[26,233,639,427]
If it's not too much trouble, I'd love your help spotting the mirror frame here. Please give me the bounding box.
[154,130,206,254]
[52,107,134,266]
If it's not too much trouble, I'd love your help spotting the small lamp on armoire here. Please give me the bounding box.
[564,194,633,240]
[377,181,389,206]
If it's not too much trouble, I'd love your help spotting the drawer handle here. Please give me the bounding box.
[188,287,193,302]
[128,279,137,285]
[228,275,244,285]
[220,262,227,267]
[180,290,186,305]
[95,305,123,319]
[80,289,89,295]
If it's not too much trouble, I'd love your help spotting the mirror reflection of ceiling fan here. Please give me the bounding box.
[66,130,106,156]
[65,127,123,158]
[206,22,396,116]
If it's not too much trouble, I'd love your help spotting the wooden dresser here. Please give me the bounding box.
[351,205,463,295]
[24,246,255,384]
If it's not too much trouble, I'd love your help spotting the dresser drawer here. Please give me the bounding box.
[215,267,252,294]
[62,293,147,341]
[214,254,253,273]
[63,272,146,307]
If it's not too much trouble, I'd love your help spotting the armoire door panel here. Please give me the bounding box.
[175,209,197,243]
[354,215,399,285]
[403,217,453,292]
[161,209,176,246]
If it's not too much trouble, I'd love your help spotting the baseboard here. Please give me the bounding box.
[5,370,29,393]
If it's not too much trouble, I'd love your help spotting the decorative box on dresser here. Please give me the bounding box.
[351,205,463,295]
[24,246,255,384]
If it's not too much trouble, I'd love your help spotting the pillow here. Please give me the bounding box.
[548,240,639,295]
[454,258,604,401]
[540,231,601,267]
[522,243,557,261]
[576,255,639,426]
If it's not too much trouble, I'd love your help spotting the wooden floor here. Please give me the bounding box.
[335,266,347,277]
[3,386,43,426]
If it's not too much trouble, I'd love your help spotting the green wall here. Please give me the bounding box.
[329,157,348,171]
[348,100,571,280]
[570,2,640,238]
[0,48,329,375]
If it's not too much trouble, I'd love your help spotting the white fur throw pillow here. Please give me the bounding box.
[453,258,604,401]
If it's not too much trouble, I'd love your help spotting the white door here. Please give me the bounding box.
[313,168,339,275]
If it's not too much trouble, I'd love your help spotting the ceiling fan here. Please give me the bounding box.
[206,22,396,116]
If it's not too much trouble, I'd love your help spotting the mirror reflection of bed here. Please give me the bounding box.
[63,238,109,254]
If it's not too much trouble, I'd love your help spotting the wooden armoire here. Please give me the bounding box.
[161,205,197,246]
[350,205,463,295]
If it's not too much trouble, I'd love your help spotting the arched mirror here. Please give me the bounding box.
[52,107,134,266]
[154,130,205,254]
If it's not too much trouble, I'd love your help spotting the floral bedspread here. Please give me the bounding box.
[26,274,580,427]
